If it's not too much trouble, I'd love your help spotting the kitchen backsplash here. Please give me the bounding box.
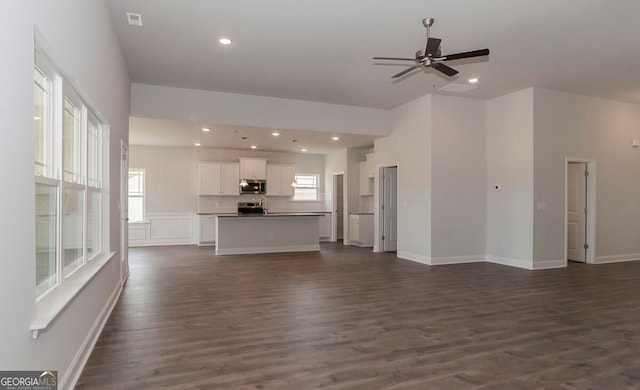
[198,196,329,214]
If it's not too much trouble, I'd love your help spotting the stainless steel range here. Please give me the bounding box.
[237,202,264,215]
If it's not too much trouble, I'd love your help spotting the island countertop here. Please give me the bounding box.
[217,212,326,218]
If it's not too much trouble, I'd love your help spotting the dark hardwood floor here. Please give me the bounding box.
[77,244,640,389]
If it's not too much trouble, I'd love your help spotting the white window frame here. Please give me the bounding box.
[128,169,146,223]
[30,47,115,338]
[293,174,320,201]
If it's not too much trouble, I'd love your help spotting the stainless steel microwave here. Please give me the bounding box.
[240,180,266,194]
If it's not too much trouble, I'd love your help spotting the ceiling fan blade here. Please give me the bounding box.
[373,57,418,61]
[443,48,490,61]
[425,38,441,56]
[392,65,421,78]
[432,62,458,77]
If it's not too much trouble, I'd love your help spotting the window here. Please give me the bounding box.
[34,51,106,298]
[293,174,319,201]
[128,169,145,222]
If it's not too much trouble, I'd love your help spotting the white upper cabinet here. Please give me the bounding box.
[198,163,221,195]
[197,163,240,196]
[266,165,295,196]
[239,158,267,180]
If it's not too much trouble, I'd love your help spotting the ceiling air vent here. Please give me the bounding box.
[126,12,143,27]
[438,83,477,93]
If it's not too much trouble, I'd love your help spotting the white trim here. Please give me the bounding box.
[31,251,116,338]
[430,254,486,265]
[130,240,194,247]
[594,253,640,264]
[128,213,198,247]
[216,244,320,256]
[532,259,566,269]
[486,255,533,270]
[61,281,122,390]
[397,251,431,265]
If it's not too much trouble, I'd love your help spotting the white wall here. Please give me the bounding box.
[0,0,130,387]
[374,94,432,262]
[131,84,392,136]
[533,88,640,264]
[486,89,534,268]
[430,95,486,261]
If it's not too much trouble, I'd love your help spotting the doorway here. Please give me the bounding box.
[332,173,344,242]
[120,140,130,285]
[379,166,398,252]
[565,158,596,263]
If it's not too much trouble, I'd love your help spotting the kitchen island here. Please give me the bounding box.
[215,214,321,255]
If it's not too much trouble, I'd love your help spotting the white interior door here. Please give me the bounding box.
[567,162,586,262]
[120,140,130,284]
[382,166,398,252]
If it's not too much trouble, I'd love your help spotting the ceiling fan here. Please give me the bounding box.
[373,18,490,79]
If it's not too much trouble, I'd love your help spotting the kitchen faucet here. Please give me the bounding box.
[259,197,268,214]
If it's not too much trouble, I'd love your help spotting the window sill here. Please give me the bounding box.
[30,251,116,339]
[128,220,149,224]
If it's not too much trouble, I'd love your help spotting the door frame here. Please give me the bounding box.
[120,139,130,285]
[564,157,596,264]
[375,163,399,252]
[331,171,346,243]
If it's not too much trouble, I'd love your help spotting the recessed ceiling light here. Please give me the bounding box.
[201,127,210,132]
[272,132,280,136]
[468,78,479,84]
[126,12,143,27]
[331,136,340,141]
[301,148,307,152]
[194,143,201,146]
[250,145,257,149]
[219,38,232,45]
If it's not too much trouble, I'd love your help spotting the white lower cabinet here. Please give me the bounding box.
[198,215,216,246]
[349,214,373,247]
[318,213,331,241]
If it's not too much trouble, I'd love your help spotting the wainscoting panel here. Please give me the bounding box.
[129,213,197,247]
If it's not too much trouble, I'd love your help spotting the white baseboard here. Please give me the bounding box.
[430,254,485,265]
[486,255,533,270]
[61,281,122,390]
[397,251,431,265]
[533,259,566,269]
[216,244,320,255]
[594,253,640,264]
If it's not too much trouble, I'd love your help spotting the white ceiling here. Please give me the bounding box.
[108,0,640,151]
